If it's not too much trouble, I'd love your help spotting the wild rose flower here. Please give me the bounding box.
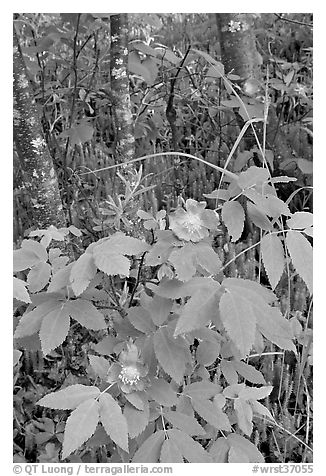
[106,341,148,393]
[169,199,219,242]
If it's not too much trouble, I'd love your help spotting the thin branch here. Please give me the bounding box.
[274,13,313,29]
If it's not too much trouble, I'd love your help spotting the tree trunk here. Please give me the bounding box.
[110,14,135,166]
[216,13,261,80]
[216,13,292,159]
[13,27,66,230]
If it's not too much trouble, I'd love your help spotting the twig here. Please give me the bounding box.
[274,13,313,29]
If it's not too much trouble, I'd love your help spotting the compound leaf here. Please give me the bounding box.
[227,433,264,463]
[286,231,313,294]
[166,428,212,463]
[160,438,184,463]
[153,327,190,384]
[39,304,71,355]
[234,398,253,436]
[13,277,31,303]
[183,381,221,400]
[70,253,97,296]
[222,201,245,242]
[99,393,129,452]
[27,262,51,293]
[38,384,100,410]
[65,299,106,330]
[123,403,149,439]
[191,397,231,431]
[219,291,256,358]
[147,378,178,407]
[261,234,285,290]
[164,411,206,436]
[132,430,165,463]
[62,398,99,459]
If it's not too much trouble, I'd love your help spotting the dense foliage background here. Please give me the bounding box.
[13,13,313,465]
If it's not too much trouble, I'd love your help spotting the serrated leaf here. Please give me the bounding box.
[21,239,48,261]
[174,284,220,336]
[222,277,276,303]
[256,306,296,352]
[47,264,73,293]
[168,244,197,281]
[99,393,129,452]
[132,430,165,463]
[287,212,313,229]
[92,336,118,356]
[245,190,290,218]
[65,299,106,330]
[38,384,100,410]
[70,253,97,296]
[125,392,146,411]
[147,378,177,407]
[192,397,231,431]
[219,291,256,358]
[14,300,61,338]
[222,201,245,242]
[250,400,274,420]
[127,307,156,333]
[13,248,41,272]
[228,445,250,462]
[247,202,273,231]
[94,232,149,256]
[227,433,264,462]
[124,403,149,439]
[196,340,220,367]
[208,437,230,462]
[39,303,71,355]
[153,276,218,299]
[62,398,99,459]
[223,383,246,399]
[166,428,212,463]
[194,242,222,275]
[88,355,111,380]
[13,277,31,303]
[168,242,221,281]
[234,398,253,435]
[27,262,51,293]
[220,359,238,385]
[164,411,205,436]
[183,381,221,399]
[239,385,273,401]
[286,231,312,294]
[160,438,184,462]
[145,294,173,326]
[94,253,131,277]
[153,327,190,384]
[238,166,270,189]
[232,361,266,384]
[261,233,285,289]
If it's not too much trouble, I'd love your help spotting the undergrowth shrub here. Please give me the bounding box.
[13,162,313,463]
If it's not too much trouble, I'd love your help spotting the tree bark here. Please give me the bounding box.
[216,13,292,160]
[13,27,66,230]
[216,13,261,80]
[110,14,135,165]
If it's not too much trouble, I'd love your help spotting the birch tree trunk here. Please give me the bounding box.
[216,13,292,159]
[110,14,135,167]
[13,27,66,230]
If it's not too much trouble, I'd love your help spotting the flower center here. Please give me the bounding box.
[119,365,141,385]
[184,214,201,232]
